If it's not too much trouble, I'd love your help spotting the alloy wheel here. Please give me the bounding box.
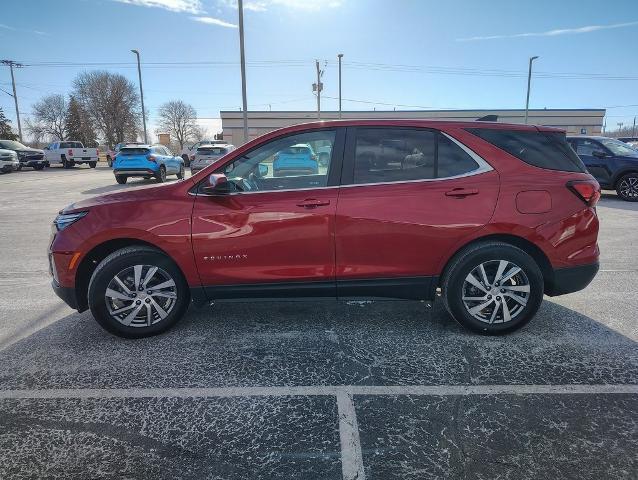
[461,259,530,324]
[104,264,177,327]
[618,175,638,200]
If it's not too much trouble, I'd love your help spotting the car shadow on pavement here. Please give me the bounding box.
[0,298,636,390]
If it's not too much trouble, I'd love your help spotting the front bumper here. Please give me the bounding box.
[545,262,599,296]
[52,279,79,310]
[20,159,47,167]
[0,161,18,172]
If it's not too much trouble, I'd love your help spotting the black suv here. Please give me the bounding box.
[567,136,638,201]
[0,139,47,170]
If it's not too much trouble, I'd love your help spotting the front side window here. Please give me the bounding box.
[210,130,336,193]
[598,138,638,158]
[352,128,480,184]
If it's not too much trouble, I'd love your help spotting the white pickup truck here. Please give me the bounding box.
[44,141,99,169]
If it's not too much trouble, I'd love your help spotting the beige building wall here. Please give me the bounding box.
[220,109,606,145]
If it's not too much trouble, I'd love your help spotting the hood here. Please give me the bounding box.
[16,147,44,154]
[62,183,177,214]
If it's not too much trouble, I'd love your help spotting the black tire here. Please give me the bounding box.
[156,165,167,183]
[88,246,190,338]
[442,241,544,335]
[89,161,97,168]
[33,164,45,171]
[62,157,70,169]
[615,173,638,202]
[16,164,22,171]
[182,154,190,167]
[177,164,185,179]
[115,175,127,184]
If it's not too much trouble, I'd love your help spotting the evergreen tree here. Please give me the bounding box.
[0,107,18,140]
[65,96,96,146]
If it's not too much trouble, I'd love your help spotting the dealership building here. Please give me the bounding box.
[220,108,606,145]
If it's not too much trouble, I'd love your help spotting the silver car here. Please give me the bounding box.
[190,144,235,173]
[0,148,19,173]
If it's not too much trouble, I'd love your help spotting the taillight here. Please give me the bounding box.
[147,154,157,163]
[68,149,73,156]
[567,180,600,207]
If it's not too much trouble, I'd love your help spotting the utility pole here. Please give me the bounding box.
[238,0,249,144]
[337,53,343,119]
[633,116,636,137]
[524,56,539,125]
[131,50,148,143]
[617,122,624,135]
[313,60,324,120]
[1,60,23,142]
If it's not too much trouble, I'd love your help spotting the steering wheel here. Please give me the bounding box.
[243,172,260,192]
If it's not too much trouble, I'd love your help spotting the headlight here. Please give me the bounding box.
[54,211,88,231]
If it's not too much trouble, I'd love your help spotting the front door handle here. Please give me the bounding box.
[296,198,331,208]
[445,188,479,198]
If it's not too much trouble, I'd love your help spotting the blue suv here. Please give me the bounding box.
[113,145,185,184]
[273,144,319,177]
[567,136,638,201]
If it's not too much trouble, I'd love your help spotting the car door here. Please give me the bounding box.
[191,128,345,299]
[571,138,612,186]
[335,126,499,299]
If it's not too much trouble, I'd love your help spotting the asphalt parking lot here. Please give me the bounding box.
[0,165,637,479]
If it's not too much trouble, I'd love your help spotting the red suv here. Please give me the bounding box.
[49,120,600,338]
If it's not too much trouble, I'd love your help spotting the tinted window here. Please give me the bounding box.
[572,138,602,156]
[120,147,150,155]
[467,128,586,173]
[60,142,83,148]
[352,128,480,184]
[212,130,336,192]
[198,146,228,155]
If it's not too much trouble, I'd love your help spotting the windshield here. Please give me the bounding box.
[0,140,27,150]
[599,138,638,157]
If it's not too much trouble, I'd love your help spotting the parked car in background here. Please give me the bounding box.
[112,144,185,184]
[273,143,319,176]
[0,148,19,173]
[44,141,99,169]
[181,140,226,166]
[0,139,46,170]
[107,142,144,167]
[567,135,638,201]
[190,144,235,173]
[50,120,600,338]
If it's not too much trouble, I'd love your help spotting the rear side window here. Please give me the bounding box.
[352,128,480,184]
[120,148,150,155]
[466,128,586,173]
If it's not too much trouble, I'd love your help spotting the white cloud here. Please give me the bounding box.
[458,20,638,42]
[190,15,237,28]
[219,0,342,12]
[0,23,47,35]
[113,0,204,14]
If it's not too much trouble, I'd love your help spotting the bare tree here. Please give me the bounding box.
[73,71,141,147]
[31,94,67,140]
[157,100,199,149]
[24,118,48,145]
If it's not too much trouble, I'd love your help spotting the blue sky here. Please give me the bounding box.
[2,0,638,139]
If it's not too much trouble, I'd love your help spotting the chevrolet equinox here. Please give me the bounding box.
[49,120,600,338]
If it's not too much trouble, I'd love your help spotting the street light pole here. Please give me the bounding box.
[1,60,23,142]
[337,53,343,119]
[238,0,249,144]
[131,50,147,143]
[524,55,539,125]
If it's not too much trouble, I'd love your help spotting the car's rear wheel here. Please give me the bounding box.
[115,175,127,184]
[182,154,190,167]
[89,161,97,168]
[106,156,112,167]
[156,165,167,183]
[616,173,638,202]
[177,164,185,179]
[88,246,190,338]
[442,242,543,334]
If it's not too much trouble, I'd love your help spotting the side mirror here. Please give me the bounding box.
[257,163,268,178]
[202,173,231,195]
[592,150,607,158]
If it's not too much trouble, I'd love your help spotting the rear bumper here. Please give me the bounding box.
[52,279,80,311]
[113,168,157,176]
[545,262,599,296]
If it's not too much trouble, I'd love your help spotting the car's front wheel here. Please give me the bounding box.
[156,165,167,183]
[616,173,638,202]
[88,246,190,338]
[442,241,543,335]
[177,164,185,179]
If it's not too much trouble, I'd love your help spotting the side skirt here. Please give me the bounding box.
[196,276,438,303]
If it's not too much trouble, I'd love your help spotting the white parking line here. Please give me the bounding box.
[1,383,635,480]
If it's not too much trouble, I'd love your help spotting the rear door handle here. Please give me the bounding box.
[445,188,479,198]
[296,198,331,208]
